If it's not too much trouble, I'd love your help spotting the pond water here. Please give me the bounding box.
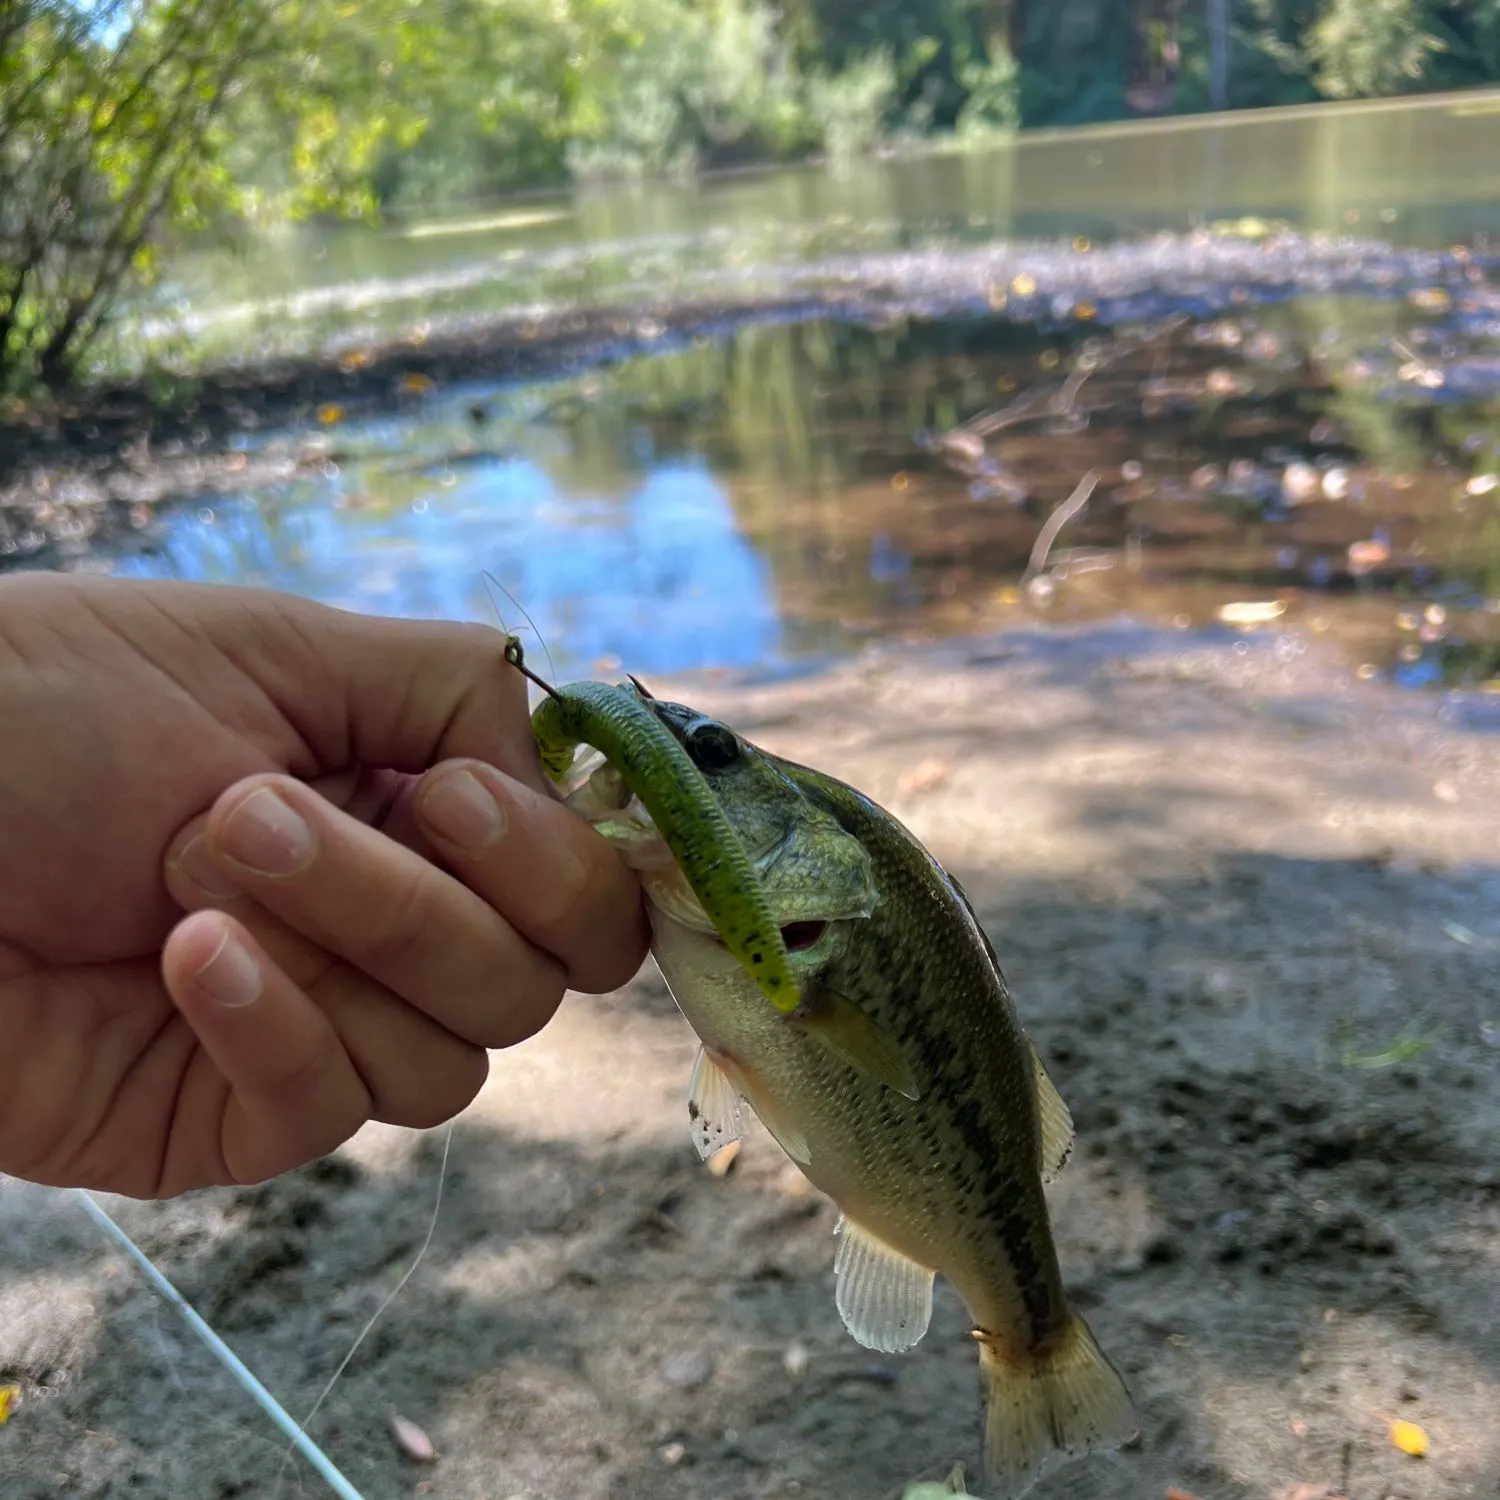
[51,95,1500,696]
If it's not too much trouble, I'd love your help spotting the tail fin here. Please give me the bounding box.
[974,1313,1137,1498]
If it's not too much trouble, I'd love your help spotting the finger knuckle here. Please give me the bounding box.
[358,867,438,974]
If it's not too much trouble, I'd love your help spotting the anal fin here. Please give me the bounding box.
[793,983,921,1101]
[833,1216,934,1354]
[1028,1040,1074,1182]
[687,1047,745,1161]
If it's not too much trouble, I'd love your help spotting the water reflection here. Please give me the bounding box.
[110,451,781,679]
[89,292,1499,695]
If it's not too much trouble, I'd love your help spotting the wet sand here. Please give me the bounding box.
[4,619,1499,1500]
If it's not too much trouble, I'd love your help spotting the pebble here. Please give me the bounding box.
[660,1350,714,1389]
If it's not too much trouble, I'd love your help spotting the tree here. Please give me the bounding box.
[1305,0,1443,97]
[1,0,268,391]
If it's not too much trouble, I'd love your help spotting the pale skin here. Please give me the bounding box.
[0,572,649,1199]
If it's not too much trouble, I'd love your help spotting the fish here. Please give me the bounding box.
[546,678,1138,1498]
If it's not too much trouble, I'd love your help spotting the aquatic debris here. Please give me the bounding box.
[1347,538,1391,576]
[398,372,435,395]
[389,1411,438,1463]
[782,1340,810,1379]
[1387,1415,1429,1457]
[1023,468,1102,584]
[0,1383,18,1423]
[1217,600,1286,627]
[316,403,345,426]
[1338,1019,1439,1069]
[1282,463,1321,504]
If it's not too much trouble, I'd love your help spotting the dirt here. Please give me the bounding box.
[3,619,1499,1500]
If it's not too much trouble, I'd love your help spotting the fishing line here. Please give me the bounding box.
[481,570,559,693]
[274,1120,455,1495]
[73,1190,369,1500]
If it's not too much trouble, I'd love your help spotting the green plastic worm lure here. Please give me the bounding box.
[505,638,799,1013]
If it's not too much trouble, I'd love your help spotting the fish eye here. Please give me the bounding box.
[684,719,741,771]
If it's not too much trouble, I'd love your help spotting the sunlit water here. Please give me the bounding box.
[29,95,1500,698]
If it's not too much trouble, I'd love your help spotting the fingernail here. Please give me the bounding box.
[170,836,240,900]
[193,928,263,1008]
[219,787,315,876]
[420,767,508,850]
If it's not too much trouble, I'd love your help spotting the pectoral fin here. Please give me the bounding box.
[689,1047,811,1166]
[791,983,921,1101]
[687,1046,745,1161]
[833,1216,934,1353]
[1028,1039,1074,1182]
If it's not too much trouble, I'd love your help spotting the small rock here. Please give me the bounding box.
[660,1350,714,1389]
[782,1340,810,1380]
[388,1412,437,1463]
[658,1441,687,1466]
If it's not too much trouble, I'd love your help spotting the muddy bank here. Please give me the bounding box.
[3,620,1498,1500]
[3,230,1492,490]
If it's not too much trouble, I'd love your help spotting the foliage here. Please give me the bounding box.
[0,0,259,391]
[1307,0,1444,97]
[4,0,1500,392]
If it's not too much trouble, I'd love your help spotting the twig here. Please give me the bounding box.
[1023,469,1103,583]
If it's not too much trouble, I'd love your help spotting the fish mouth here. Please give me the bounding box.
[643,817,867,953]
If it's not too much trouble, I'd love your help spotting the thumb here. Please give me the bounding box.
[209,587,550,790]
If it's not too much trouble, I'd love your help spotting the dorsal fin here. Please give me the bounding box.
[946,875,1073,1179]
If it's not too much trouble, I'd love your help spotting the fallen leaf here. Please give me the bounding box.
[1165,1488,1205,1500]
[316,403,345,426]
[0,1384,19,1423]
[389,1411,437,1462]
[399,373,435,395]
[1348,538,1391,575]
[900,758,951,795]
[1217,599,1286,626]
[706,1139,741,1178]
[1276,1485,1340,1500]
[1389,1416,1429,1456]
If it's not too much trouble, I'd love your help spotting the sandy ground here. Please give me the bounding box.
[4,619,1499,1500]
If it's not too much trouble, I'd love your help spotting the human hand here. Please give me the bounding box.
[0,573,648,1198]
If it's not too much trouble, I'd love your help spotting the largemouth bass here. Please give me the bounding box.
[533,671,1137,1496]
